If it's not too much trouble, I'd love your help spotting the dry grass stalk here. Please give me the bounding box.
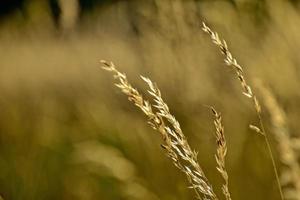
[101,60,218,200]
[201,22,284,200]
[211,107,232,200]
[257,82,300,199]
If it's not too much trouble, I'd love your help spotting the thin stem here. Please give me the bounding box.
[202,22,284,200]
[258,82,300,198]
[258,113,284,200]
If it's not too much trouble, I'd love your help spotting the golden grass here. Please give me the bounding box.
[257,81,300,199]
[2,1,300,199]
[211,107,231,200]
[202,22,284,200]
[100,20,300,200]
[101,61,235,200]
[101,60,218,200]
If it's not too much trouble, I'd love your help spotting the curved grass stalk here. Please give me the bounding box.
[258,82,300,199]
[202,22,284,200]
[210,107,232,200]
[101,60,218,200]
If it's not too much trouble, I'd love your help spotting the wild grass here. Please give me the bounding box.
[1,1,300,200]
[102,21,300,200]
[202,22,284,200]
[101,59,236,200]
[211,107,231,200]
[257,82,300,199]
[101,60,218,200]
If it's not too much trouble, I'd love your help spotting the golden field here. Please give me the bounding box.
[0,0,300,199]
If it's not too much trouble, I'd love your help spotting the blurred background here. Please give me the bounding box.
[0,0,300,199]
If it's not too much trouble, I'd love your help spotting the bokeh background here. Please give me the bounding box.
[0,0,300,199]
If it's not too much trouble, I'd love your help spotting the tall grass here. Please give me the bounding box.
[1,1,300,199]
[201,22,284,200]
[101,60,218,199]
[102,21,300,200]
[257,81,300,199]
[211,107,231,200]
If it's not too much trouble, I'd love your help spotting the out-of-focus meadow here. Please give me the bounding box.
[0,0,300,199]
